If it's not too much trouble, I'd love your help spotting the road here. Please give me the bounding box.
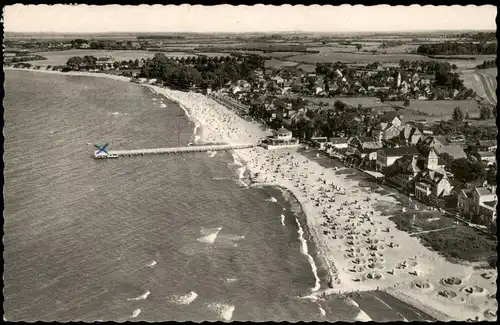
[347,290,437,322]
[475,71,497,105]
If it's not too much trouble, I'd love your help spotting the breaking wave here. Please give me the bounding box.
[197,227,223,244]
[127,290,150,301]
[318,305,326,317]
[345,297,359,308]
[266,196,278,203]
[207,302,235,321]
[131,309,141,318]
[354,309,372,322]
[295,217,320,292]
[170,291,198,305]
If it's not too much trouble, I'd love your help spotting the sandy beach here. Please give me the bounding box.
[6,67,497,322]
[143,84,497,322]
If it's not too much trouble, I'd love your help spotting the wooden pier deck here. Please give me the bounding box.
[98,143,257,158]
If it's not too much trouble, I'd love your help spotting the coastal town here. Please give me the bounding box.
[6,35,495,232]
[4,12,497,323]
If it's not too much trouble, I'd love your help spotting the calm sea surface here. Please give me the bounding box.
[4,70,365,322]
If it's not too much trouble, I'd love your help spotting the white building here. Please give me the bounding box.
[260,127,300,150]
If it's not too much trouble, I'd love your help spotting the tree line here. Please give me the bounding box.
[453,105,496,122]
[417,42,497,55]
[194,45,311,53]
[138,53,265,90]
[66,56,143,70]
[476,60,496,70]
[458,32,496,42]
[248,98,380,140]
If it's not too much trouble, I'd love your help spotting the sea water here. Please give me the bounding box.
[3,70,428,322]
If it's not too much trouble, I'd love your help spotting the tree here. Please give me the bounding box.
[480,105,492,120]
[452,106,464,122]
[356,44,362,51]
[450,158,486,183]
[66,56,83,70]
[438,153,455,170]
[334,100,346,110]
[464,108,470,119]
[485,163,497,185]
[403,98,410,107]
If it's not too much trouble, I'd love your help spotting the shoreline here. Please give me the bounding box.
[7,66,497,321]
[257,183,333,294]
[163,93,496,321]
[4,66,133,83]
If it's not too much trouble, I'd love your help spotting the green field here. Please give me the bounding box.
[29,49,194,66]
[308,42,420,54]
[281,96,484,123]
[301,96,384,107]
[264,59,299,69]
[286,51,429,64]
[390,99,482,121]
[296,63,316,73]
[461,68,497,105]
[389,210,497,265]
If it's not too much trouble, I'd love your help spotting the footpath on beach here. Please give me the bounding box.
[6,67,497,322]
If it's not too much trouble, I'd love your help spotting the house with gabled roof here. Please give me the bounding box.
[419,147,446,171]
[382,111,403,127]
[355,140,383,161]
[408,126,423,145]
[376,146,422,170]
[476,151,496,165]
[415,168,453,200]
[372,113,404,142]
[419,135,448,149]
[327,137,349,150]
[271,75,284,84]
[457,188,474,216]
[472,185,497,227]
[388,154,423,192]
[348,136,376,151]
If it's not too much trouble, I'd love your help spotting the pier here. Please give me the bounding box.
[95,143,257,158]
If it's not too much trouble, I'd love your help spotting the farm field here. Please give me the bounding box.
[286,52,430,64]
[288,96,491,124]
[194,52,232,57]
[309,42,420,54]
[389,99,482,121]
[279,96,484,123]
[264,59,298,69]
[435,55,497,70]
[266,51,309,58]
[295,63,316,73]
[479,67,498,78]
[461,68,497,105]
[301,96,385,108]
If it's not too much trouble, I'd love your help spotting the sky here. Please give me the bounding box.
[3,4,497,33]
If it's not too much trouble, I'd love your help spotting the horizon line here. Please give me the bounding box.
[5,28,496,34]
